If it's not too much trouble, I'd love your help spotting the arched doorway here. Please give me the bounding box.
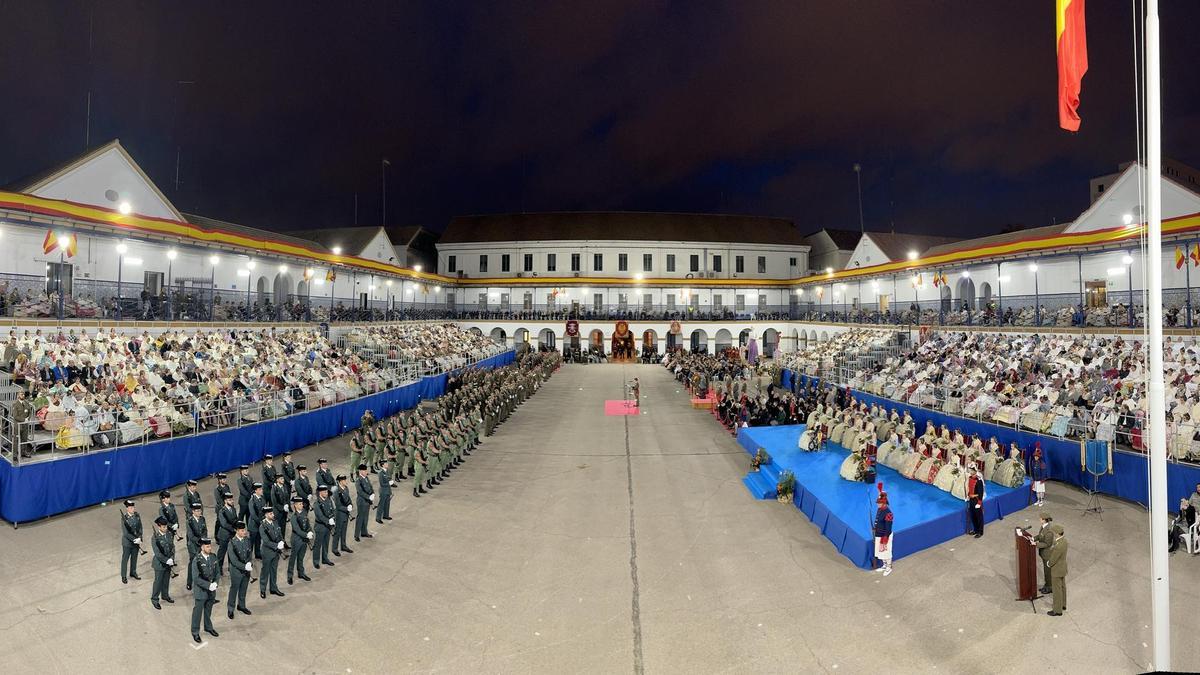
[763,328,780,358]
[297,279,308,297]
[514,327,530,345]
[819,331,828,343]
[714,328,733,351]
[738,328,752,347]
[789,328,799,353]
[255,276,270,306]
[642,329,658,358]
[489,327,507,344]
[956,277,976,311]
[690,329,708,353]
[273,272,294,305]
[538,328,556,350]
[798,330,808,350]
[979,282,993,309]
[808,329,817,345]
[468,327,483,336]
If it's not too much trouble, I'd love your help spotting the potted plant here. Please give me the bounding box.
[752,447,770,471]
[776,470,796,503]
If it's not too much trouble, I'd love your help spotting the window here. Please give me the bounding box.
[500,293,510,309]
[523,292,532,310]
[447,255,458,273]
[546,292,557,308]
[667,293,676,309]
[523,254,533,272]
[789,257,797,267]
[593,293,603,311]
[735,294,745,312]
[643,254,653,272]
[617,293,628,309]
[547,253,557,272]
[618,253,628,272]
[666,255,676,272]
[712,255,722,273]
[479,255,488,273]
[713,294,723,308]
[689,255,699,272]
[593,253,603,271]
[501,254,511,272]
[478,292,488,307]
[446,292,456,308]
[643,293,653,309]
[571,253,581,272]
[757,256,767,274]
[758,294,767,311]
[735,256,744,274]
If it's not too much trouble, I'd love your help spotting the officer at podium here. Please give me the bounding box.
[1046,528,1069,616]
[1033,513,1062,595]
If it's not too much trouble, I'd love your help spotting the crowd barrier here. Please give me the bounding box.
[780,368,1200,508]
[0,350,515,524]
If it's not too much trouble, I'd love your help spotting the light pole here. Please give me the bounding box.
[853,163,865,233]
[1123,253,1135,326]
[116,243,127,320]
[166,249,177,320]
[381,158,390,226]
[246,259,256,316]
[1029,263,1040,326]
[209,255,219,321]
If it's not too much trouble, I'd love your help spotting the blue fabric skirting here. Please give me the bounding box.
[737,425,1029,569]
[780,368,1200,508]
[0,351,516,524]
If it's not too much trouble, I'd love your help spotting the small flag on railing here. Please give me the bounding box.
[42,231,77,257]
[1176,246,1186,270]
[326,269,336,282]
[1191,243,1200,267]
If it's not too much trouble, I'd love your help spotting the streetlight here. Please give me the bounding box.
[907,250,918,260]
[853,163,864,233]
[245,259,256,310]
[1029,263,1040,326]
[165,249,177,319]
[208,255,219,320]
[331,246,342,256]
[115,243,128,319]
[1123,253,1135,325]
[414,264,422,273]
[118,201,132,215]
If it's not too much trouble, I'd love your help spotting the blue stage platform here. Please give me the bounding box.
[0,350,516,524]
[737,424,1032,570]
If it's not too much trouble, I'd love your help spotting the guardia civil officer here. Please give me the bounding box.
[150,515,176,609]
[183,479,203,514]
[287,496,313,584]
[375,459,393,523]
[158,490,180,541]
[354,464,375,541]
[247,482,266,559]
[190,538,219,643]
[119,499,143,583]
[258,509,285,598]
[295,464,314,507]
[315,458,335,495]
[211,473,230,517]
[215,491,238,575]
[312,484,336,568]
[236,464,254,521]
[185,502,206,591]
[225,522,253,619]
[332,474,354,555]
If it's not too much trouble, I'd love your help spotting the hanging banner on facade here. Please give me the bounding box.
[565,319,580,337]
[669,320,682,335]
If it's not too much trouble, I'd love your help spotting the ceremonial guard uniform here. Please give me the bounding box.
[270,474,289,542]
[150,516,176,609]
[211,474,231,519]
[348,430,364,475]
[183,480,203,515]
[120,499,143,583]
[295,465,313,507]
[282,452,297,504]
[190,539,220,643]
[159,490,180,541]
[873,482,894,576]
[226,523,253,618]
[332,475,354,555]
[313,485,336,568]
[375,461,393,523]
[1046,529,1069,616]
[247,483,266,559]
[315,459,336,497]
[236,465,254,521]
[1033,513,1063,595]
[967,467,986,537]
[262,456,278,498]
[412,446,428,498]
[287,496,313,583]
[258,511,285,598]
[215,492,238,576]
[185,502,207,590]
[354,465,375,541]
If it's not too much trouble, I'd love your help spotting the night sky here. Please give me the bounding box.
[2,1,1198,239]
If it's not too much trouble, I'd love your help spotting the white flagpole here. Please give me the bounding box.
[1144,0,1170,669]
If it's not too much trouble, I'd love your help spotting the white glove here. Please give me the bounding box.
[328,518,335,526]
[369,494,376,503]
[171,523,179,531]
[284,504,290,512]
[348,504,353,512]
[166,557,174,566]
[307,531,314,540]
[133,537,141,545]
[208,582,217,592]
[276,541,284,551]
[245,562,252,571]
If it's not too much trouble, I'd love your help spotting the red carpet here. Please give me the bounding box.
[605,400,639,416]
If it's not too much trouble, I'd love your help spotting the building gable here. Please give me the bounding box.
[1066,163,1200,234]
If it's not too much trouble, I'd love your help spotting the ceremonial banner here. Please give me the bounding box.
[669,320,682,335]
[565,319,580,337]
[1056,0,1088,131]
[1177,246,1186,270]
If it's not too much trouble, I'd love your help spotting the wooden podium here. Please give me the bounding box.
[1014,528,1041,603]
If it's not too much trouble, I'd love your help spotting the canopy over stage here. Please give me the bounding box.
[0,351,516,524]
[779,369,1200,507]
[737,425,1031,569]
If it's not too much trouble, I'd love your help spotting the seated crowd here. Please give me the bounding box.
[781,328,1200,462]
[341,323,503,371]
[1,324,499,457]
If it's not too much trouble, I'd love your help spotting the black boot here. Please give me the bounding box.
[413,487,421,498]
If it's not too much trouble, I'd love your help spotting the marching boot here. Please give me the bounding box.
[287,575,294,585]
[413,487,421,498]
[419,484,428,494]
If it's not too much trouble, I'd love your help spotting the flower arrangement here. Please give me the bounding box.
[752,447,770,471]
[777,470,796,503]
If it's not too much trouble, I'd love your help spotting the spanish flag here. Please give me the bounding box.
[42,231,77,257]
[1056,0,1088,132]
[326,269,337,282]
[1192,243,1200,267]
[1177,246,1186,270]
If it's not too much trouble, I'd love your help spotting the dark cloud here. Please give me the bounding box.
[1,1,1197,240]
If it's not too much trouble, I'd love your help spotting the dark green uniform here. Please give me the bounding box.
[150,526,175,604]
[313,491,336,567]
[185,509,207,590]
[120,507,142,582]
[287,502,312,582]
[259,516,284,596]
[333,480,353,554]
[190,550,219,640]
[226,534,253,617]
[354,471,374,540]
